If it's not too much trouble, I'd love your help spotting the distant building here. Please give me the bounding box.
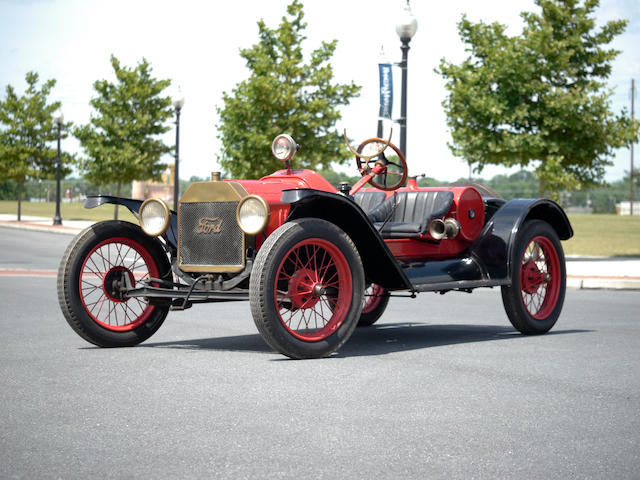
[131,166,174,203]
[616,201,640,216]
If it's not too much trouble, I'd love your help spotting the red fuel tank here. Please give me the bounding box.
[447,187,485,242]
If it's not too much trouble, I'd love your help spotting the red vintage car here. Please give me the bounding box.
[58,132,573,359]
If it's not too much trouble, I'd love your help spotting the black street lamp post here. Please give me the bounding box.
[53,109,64,225]
[395,1,418,159]
[173,93,185,212]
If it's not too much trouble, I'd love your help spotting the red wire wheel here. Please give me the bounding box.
[362,284,384,314]
[519,236,561,320]
[250,218,365,359]
[274,238,352,341]
[58,220,171,347]
[79,237,160,331]
[501,220,566,334]
[358,284,389,327]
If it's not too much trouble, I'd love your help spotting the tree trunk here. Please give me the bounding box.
[114,182,121,220]
[538,177,545,198]
[17,179,23,221]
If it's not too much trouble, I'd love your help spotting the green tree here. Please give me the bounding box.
[438,0,639,199]
[216,0,361,178]
[0,72,73,219]
[75,55,173,218]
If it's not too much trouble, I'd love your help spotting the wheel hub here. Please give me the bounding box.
[521,260,548,294]
[103,266,134,302]
[288,269,324,309]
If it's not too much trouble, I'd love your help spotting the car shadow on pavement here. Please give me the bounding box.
[338,323,590,357]
[139,322,591,357]
[141,333,274,353]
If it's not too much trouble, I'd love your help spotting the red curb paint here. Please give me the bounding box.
[0,269,57,277]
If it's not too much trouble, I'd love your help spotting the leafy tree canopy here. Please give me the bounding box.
[75,55,173,197]
[0,71,73,218]
[438,0,639,199]
[216,0,361,178]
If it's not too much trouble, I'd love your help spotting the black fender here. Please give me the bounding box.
[84,195,178,249]
[281,189,412,291]
[469,198,573,282]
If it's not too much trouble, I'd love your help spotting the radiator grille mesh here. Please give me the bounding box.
[178,202,244,268]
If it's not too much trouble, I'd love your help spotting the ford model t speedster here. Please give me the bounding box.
[58,132,573,359]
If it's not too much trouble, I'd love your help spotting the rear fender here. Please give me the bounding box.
[84,195,178,249]
[469,198,573,282]
[281,189,412,291]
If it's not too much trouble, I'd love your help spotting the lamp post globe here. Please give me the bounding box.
[172,92,184,211]
[396,1,418,160]
[53,109,64,225]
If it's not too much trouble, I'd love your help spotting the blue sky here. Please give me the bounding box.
[0,0,638,183]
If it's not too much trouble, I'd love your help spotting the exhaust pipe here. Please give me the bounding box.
[428,218,461,240]
[444,218,461,238]
[429,219,446,240]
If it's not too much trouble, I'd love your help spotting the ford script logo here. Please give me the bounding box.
[196,217,223,234]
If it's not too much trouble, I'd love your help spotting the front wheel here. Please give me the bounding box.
[57,220,172,347]
[250,219,365,359]
[501,219,566,334]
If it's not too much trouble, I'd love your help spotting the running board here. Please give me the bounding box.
[404,257,509,292]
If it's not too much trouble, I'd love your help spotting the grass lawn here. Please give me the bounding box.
[564,214,640,257]
[1,202,639,257]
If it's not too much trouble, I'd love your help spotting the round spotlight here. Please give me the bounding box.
[271,134,298,162]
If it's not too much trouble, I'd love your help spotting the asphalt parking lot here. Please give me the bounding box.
[1,226,639,479]
[1,269,639,479]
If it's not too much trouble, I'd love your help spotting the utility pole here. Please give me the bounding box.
[631,79,635,216]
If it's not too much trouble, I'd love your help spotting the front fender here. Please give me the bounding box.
[469,198,573,282]
[281,189,412,291]
[84,195,178,249]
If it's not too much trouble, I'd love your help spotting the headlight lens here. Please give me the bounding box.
[237,195,269,235]
[271,134,297,161]
[139,198,170,237]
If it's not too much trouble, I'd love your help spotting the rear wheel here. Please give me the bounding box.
[250,218,364,359]
[501,220,566,334]
[358,284,389,327]
[57,220,172,347]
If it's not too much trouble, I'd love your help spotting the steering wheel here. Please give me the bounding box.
[355,138,408,191]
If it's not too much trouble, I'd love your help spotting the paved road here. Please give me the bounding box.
[1,228,639,479]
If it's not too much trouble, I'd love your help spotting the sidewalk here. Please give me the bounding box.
[1,214,638,290]
[565,256,640,290]
[0,214,94,235]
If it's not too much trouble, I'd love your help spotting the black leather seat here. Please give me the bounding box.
[353,191,387,213]
[367,191,454,238]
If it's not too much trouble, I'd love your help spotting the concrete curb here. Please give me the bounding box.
[0,220,88,236]
[567,276,640,290]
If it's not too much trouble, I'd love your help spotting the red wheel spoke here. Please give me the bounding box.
[86,255,107,278]
[81,279,103,294]
[322,269,339,287]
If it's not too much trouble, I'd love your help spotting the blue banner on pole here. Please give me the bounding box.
[378,63,393,119]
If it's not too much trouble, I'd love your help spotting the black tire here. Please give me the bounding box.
[249,218,365,359]
[57,220,172,347]
[501,219,566,334]
[358,284,389,327]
